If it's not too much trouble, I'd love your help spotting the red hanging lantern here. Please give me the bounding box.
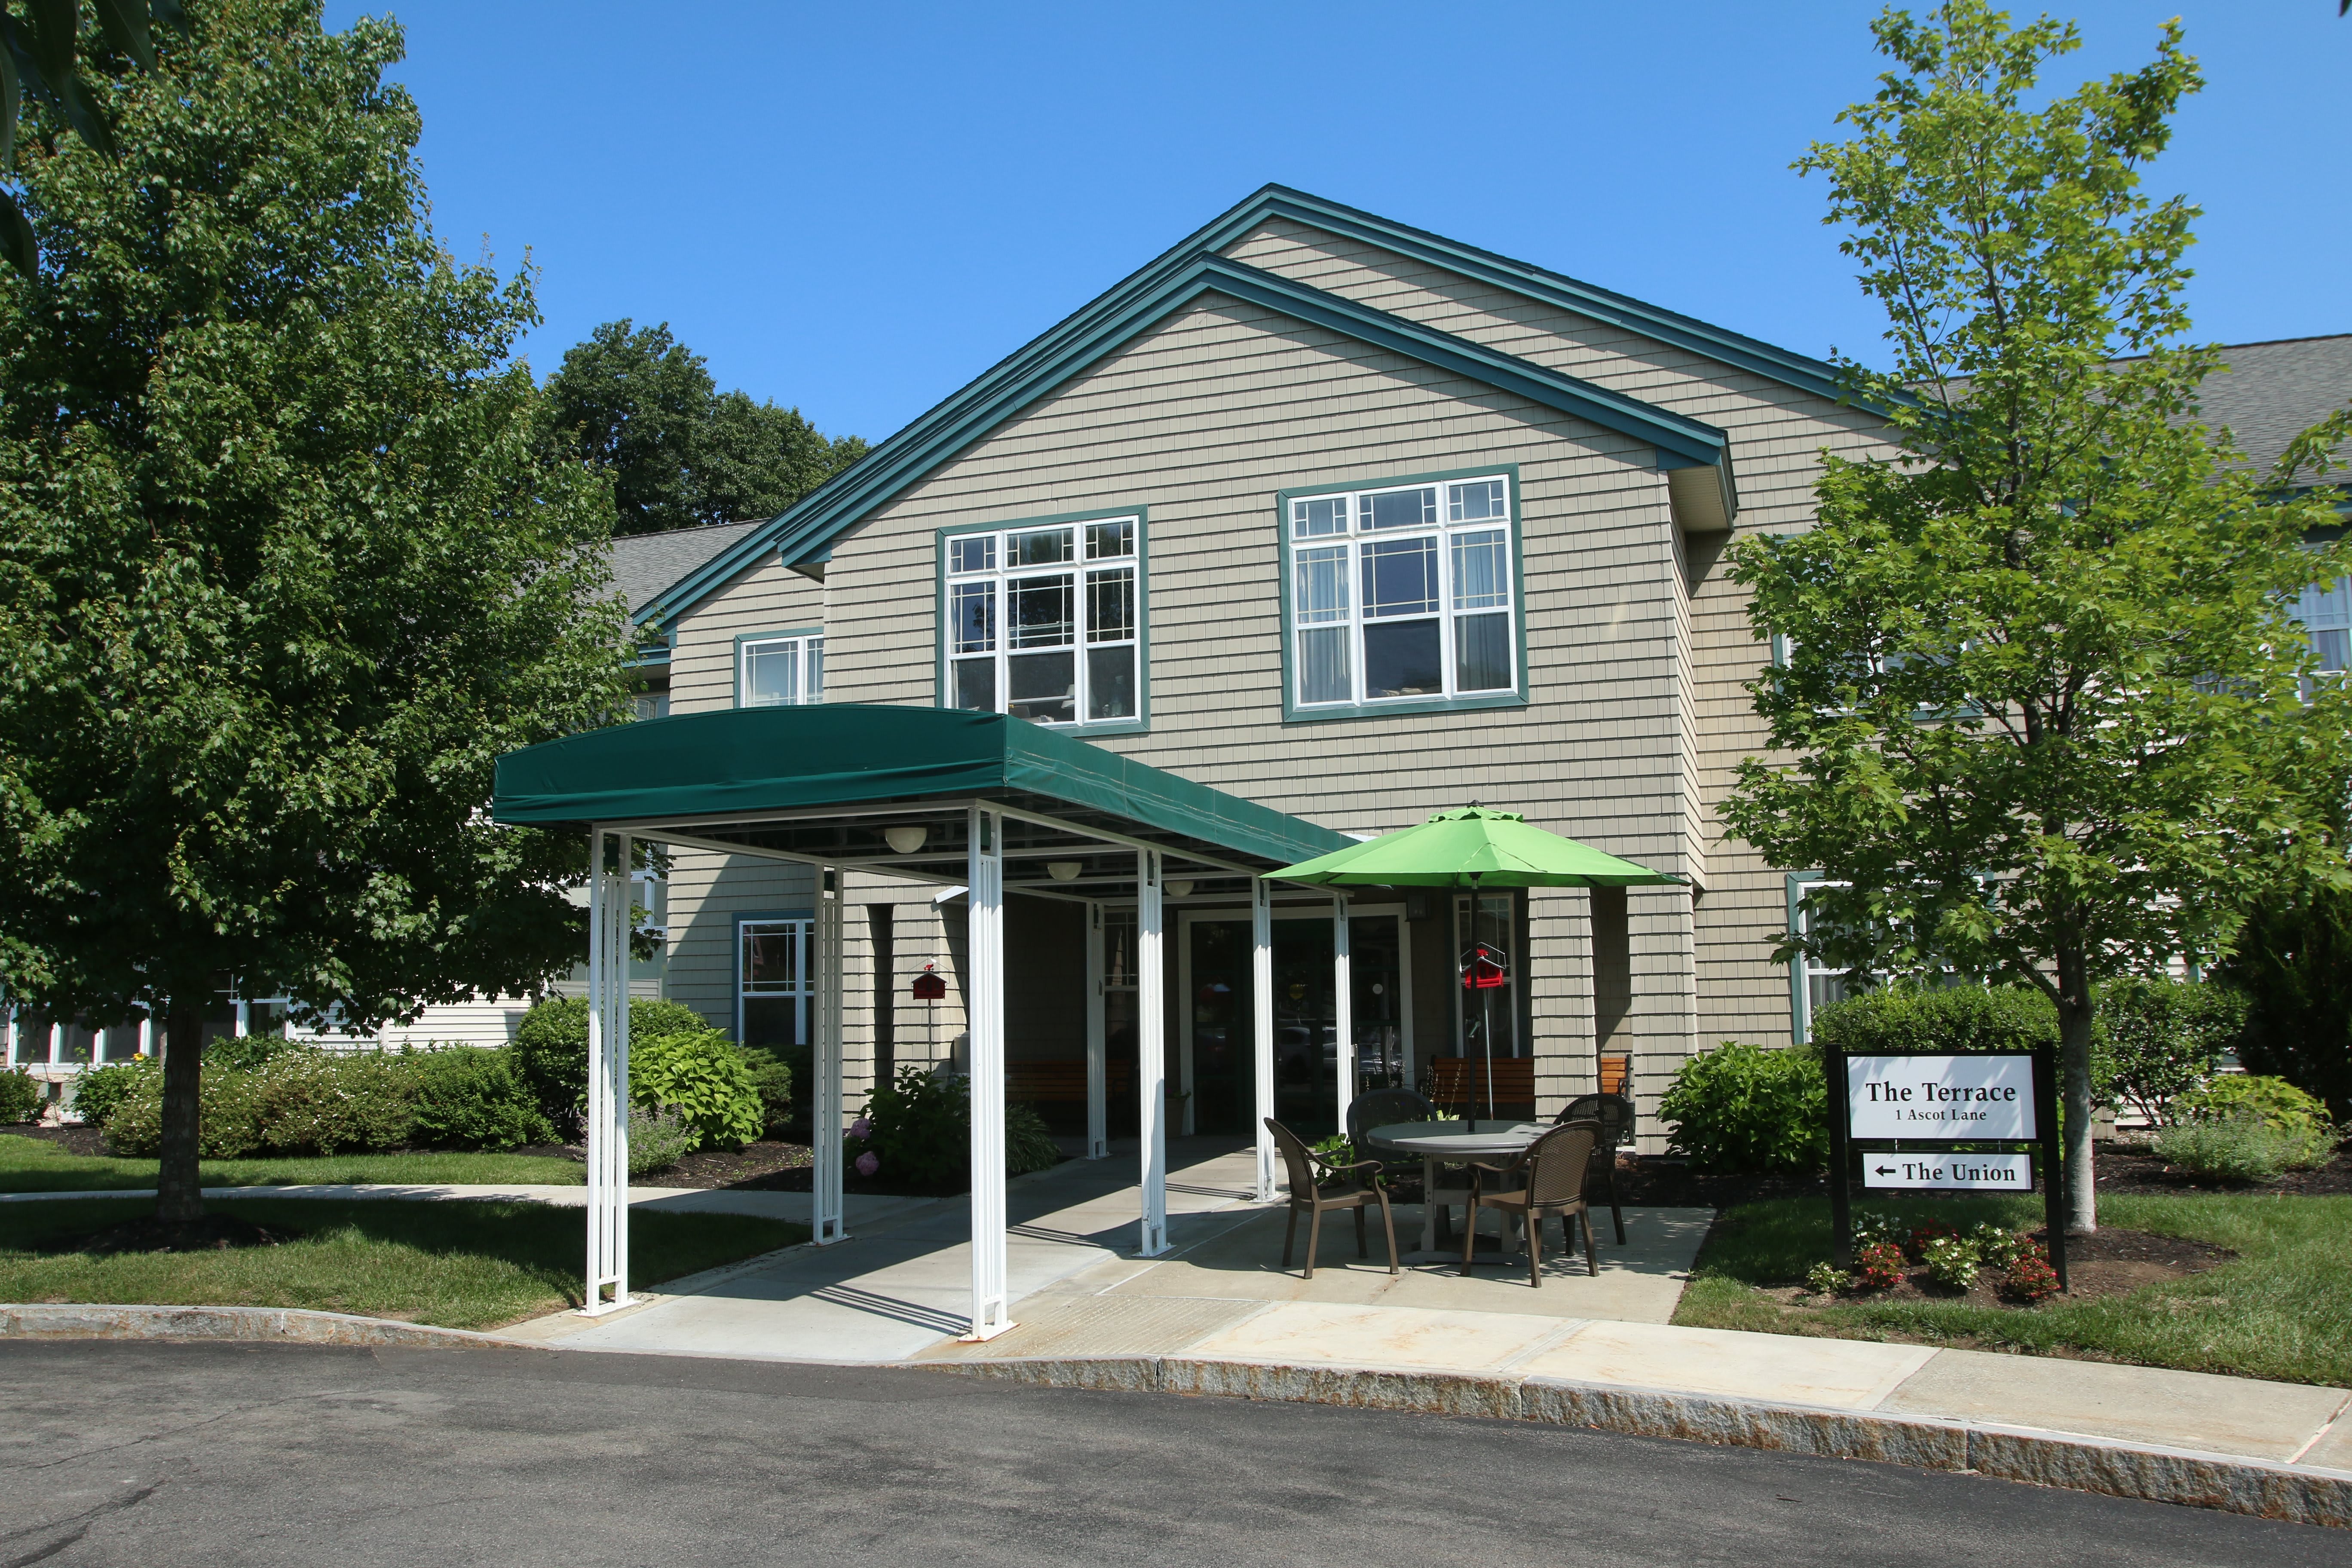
[1460,942,1509,991]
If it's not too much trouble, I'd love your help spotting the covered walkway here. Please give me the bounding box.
[493,704,1362,1338]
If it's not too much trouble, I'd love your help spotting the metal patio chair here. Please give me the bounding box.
[1461,1119,1603,1287]
[1266,1118,1399,1279]
[1555,1091,1635,1243]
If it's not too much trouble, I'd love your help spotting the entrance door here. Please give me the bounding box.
[1181,909,1409,1140]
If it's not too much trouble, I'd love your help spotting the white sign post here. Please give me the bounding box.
[1844,1055,2037,1141]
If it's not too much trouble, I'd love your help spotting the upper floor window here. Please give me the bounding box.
[738,631,824,708]
[942,513,1142,728]
[2295,572,2350,674]
[1280,470,1522,718]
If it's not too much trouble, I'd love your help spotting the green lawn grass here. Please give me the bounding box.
[0,1197,805,1330]
[1672,1191,2352,1387]
[0,1132,585,1191]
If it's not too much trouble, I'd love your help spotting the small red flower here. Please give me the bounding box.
[1854,1241,1906,1290]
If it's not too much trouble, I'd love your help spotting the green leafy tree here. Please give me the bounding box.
[2219,885,2352,1120]
[0,0,190,273]
[1724,3,2351,1232]
[544,320,865,537]
[0,0,631,1225]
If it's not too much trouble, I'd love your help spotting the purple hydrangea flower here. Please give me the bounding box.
[848,1116,872,1140]
[855,1151,879,1177]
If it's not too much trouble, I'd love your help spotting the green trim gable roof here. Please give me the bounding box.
[639,184,1842,628]
[1204,187,1860,407]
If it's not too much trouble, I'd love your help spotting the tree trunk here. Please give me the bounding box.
[2055,957,2098,1236]
[155,998,206,1224]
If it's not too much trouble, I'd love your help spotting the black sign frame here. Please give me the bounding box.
[1825,1044,2067,1292]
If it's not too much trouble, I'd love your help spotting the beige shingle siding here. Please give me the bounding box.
[667,555,828,714]
[1225,216,1901,1075]
[641,211,1902,1131]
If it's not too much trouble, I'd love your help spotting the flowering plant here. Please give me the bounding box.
[1853,1241,1906,1290]
[1805,1261,1851,1296]
[1920,1233,1981,1289]
[1906,1217,1960,1261]
[2003,1248,2060,1302]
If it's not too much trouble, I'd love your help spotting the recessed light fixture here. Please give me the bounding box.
[884,825,928,854]
[1165,880,1194,899]
[1047,861,1083,882]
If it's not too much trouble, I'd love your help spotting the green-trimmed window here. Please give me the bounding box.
[943,514,1141,726]
[2296,572,2350,674]
[1281,471,1521,716]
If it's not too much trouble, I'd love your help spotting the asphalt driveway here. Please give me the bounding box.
[2,1342,2341,1566]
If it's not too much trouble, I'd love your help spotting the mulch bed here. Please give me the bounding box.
[620,1139,815,1190]
[12,1124,110,1157]
[2092,1140,2352,1197]
[1752,1226,2236,1316]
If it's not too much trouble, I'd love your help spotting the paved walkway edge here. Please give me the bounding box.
[916,1354,2352,1530]
[0,1302,548,1352]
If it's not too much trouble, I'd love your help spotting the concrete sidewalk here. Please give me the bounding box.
[0,1181,922,1226]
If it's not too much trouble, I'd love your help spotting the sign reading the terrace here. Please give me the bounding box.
[1844,1054,2036,1141]
[1862,1152,2034,1191]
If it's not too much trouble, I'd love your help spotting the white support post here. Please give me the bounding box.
[48,1019,61,1066]
[1332,891,1354,1135]
[1251,878,1276,1201]
[1137,849,1170,1256]
[964,807,1012,1339]
[1084,903,1108,1160]
[137,1014,152,1060]
[812,869,846,1245]
[581,826,634,1315]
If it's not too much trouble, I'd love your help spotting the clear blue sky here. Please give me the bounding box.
[324,2,2347,447]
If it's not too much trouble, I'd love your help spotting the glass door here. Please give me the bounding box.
[1182,909,1409,1139]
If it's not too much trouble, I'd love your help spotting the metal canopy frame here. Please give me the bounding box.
[519,708,1362,1338]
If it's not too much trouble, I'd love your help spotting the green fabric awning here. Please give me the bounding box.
[1268,805,1681,888]
[493,704,1354,872]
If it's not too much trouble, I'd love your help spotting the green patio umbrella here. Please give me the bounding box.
[1267,807,1681,1127]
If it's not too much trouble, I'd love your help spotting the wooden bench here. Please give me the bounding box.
[1422,1054,1632,1116]
[1425,1056,1535,1115]
[1005,1058,1132,1105]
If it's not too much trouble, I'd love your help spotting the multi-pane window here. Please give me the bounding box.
[739,917,812,1050]
[1287,475,1517,710]
[2296,572,2351,674]
[1790,882,1860,1043]
[738,633,824,708]
[945,516,1139,725]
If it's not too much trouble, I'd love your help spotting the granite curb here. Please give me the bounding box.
[0,1302,550,1352]
[916,1354,2352,1530]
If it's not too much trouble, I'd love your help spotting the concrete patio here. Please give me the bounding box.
[503,1136,1713,1361]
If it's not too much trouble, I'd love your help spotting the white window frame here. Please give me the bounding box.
[735,629,824,709]
[941,513,1142,729]
[2294,567,2350,676]
[738,914,814,1049]
[1282,471,1521,715]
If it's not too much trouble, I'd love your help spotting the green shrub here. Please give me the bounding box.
[0,1067,40,1124]
[409,1047,554,1150]
[2179,1074,2336,1140]
[627,1106,698,1176]
[631,1028,765,1151]
[204,1032,306,1072]
[106,1050,418,1158]
[2217,882,2352,1121]
[848,1067,971,1190]
[1006,1102,1060,1176]
[2094,978,2249,1126]
[2150,1116,2327,1182]
[1810,985,2058,1056]
[511,996,714,1134]
[69,1059,154,1130]
[1658,1041,1827,1173]
[735,1045,795,1133]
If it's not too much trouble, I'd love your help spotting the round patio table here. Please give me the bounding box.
[1364,1120,1545,1255]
